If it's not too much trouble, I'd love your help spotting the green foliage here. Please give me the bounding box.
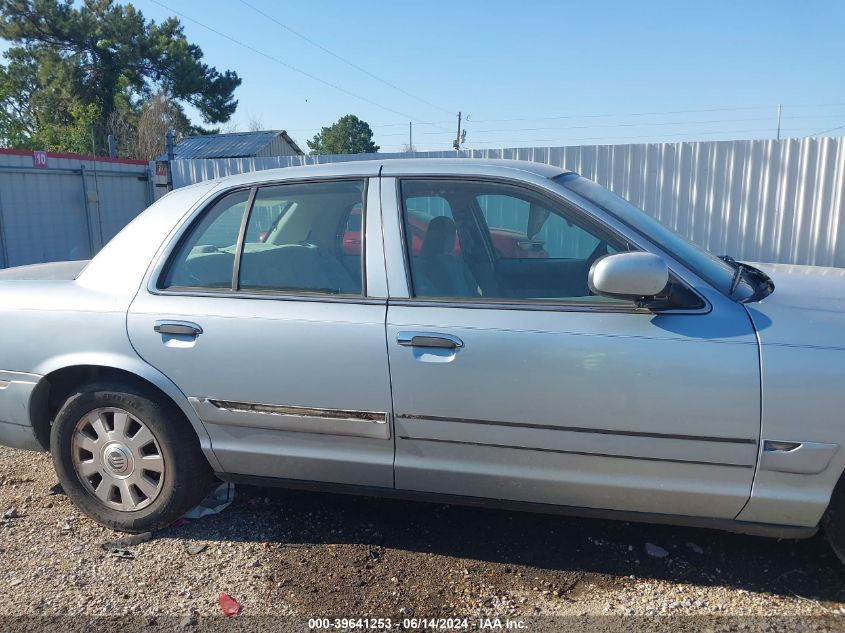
[307,114,379,155]
[0,0,241,155]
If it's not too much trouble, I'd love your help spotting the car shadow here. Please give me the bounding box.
[163,485,845,605]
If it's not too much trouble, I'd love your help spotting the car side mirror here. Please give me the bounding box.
[588,252,669,305]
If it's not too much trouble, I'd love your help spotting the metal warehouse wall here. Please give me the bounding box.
[256,135,301,158]
[171,137,845,268]
[0,151,165,268]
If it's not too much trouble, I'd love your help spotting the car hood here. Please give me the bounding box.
[0,260,90,281]
[744,262,845,350]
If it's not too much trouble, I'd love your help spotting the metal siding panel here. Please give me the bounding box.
[6,138,845,270]
[0,156,153,268]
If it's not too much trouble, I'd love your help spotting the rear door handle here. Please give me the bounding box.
[154,320,203,337]
[397,331,464,349]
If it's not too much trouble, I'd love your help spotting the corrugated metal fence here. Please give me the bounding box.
[0,150,166,269]
[172,137,845,268]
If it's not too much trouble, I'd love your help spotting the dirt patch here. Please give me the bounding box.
[1,446,844,630]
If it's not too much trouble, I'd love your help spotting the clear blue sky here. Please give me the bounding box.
[130,0,845,152]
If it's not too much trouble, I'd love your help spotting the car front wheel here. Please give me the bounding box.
[823,474,845,566]
[50,381,213,533]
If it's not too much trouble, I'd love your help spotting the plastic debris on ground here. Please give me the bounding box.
[181,482,235,520]
[218,592,242,616]
[3,506,20,520]
[107,548,135,560]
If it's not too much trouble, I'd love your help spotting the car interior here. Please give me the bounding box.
[163,182,365,295]
[402,180,631,302]
[161,178,699,308]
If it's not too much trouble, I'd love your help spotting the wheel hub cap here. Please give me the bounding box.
[103,443,133,476]
[70,407,165,512]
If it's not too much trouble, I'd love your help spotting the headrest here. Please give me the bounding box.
[420,216,457,257]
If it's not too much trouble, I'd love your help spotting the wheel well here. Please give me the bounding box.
[31,365,192,450]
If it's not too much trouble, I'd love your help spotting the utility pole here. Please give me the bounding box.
[776,104,782,141]
[165,129,175,192]
[453,111,462,150]
[409,122,413,152]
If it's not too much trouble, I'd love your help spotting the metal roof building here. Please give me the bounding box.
[170,130,304,159]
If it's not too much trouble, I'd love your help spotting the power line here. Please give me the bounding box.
[809,123,845,136]
[148,0,432,124]
[468,103,845,124]
[282,120,454,133]
[236,0,454,118]
[282,105,845,135]
[375,114,831,139]
[411,115,779,137]
[378,125,829,150]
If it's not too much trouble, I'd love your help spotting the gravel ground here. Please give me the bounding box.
[1,446,845,631]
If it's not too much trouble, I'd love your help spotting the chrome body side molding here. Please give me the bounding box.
[396,413,757,444]
[398,435,754,469]
[189,397,390,440]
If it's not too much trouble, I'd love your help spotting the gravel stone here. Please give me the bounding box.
[1,445,844,628]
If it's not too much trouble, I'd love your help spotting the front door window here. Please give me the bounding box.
[399,179,632,304]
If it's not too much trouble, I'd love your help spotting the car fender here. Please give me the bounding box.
[30,351,223,472]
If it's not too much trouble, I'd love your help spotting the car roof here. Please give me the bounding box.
[214,158,570,188]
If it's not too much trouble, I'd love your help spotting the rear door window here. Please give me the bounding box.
[238,180,366,295]
[161,190,249,289]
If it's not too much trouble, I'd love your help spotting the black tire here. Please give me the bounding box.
[50,381,214,533]
[823,477,845,565]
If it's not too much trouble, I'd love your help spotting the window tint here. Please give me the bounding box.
[400,179,630,303]
[162,190,249,289]
[245,198,293,244]
[238,180,365,294]
[403,195,457,260]
[477,195,605,260]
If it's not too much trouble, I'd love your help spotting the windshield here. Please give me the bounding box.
[555,173,750,298]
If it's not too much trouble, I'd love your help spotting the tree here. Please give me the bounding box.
[106,92,194,160]
[0,0,241,154]
[247,114,264,132]
[307,114,379,155]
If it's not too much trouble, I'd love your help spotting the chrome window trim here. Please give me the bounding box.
[391,175,712,315]
[147,287,387,305]
[387,297,708,316]
[232,186,258,290]
[379,176,410,298]
[146,175,372,300]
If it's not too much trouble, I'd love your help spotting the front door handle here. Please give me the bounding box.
[154,320,203,337]
[397,331,464,349]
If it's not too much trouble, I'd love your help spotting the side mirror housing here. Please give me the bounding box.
[588,252,669,304]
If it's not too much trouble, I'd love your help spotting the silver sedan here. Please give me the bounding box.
[1,159,843,562]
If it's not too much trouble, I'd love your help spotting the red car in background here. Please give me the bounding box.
[342,206,547,259]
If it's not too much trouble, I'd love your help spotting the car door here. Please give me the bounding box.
[127,176,394,488]
[383,175,760,519]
